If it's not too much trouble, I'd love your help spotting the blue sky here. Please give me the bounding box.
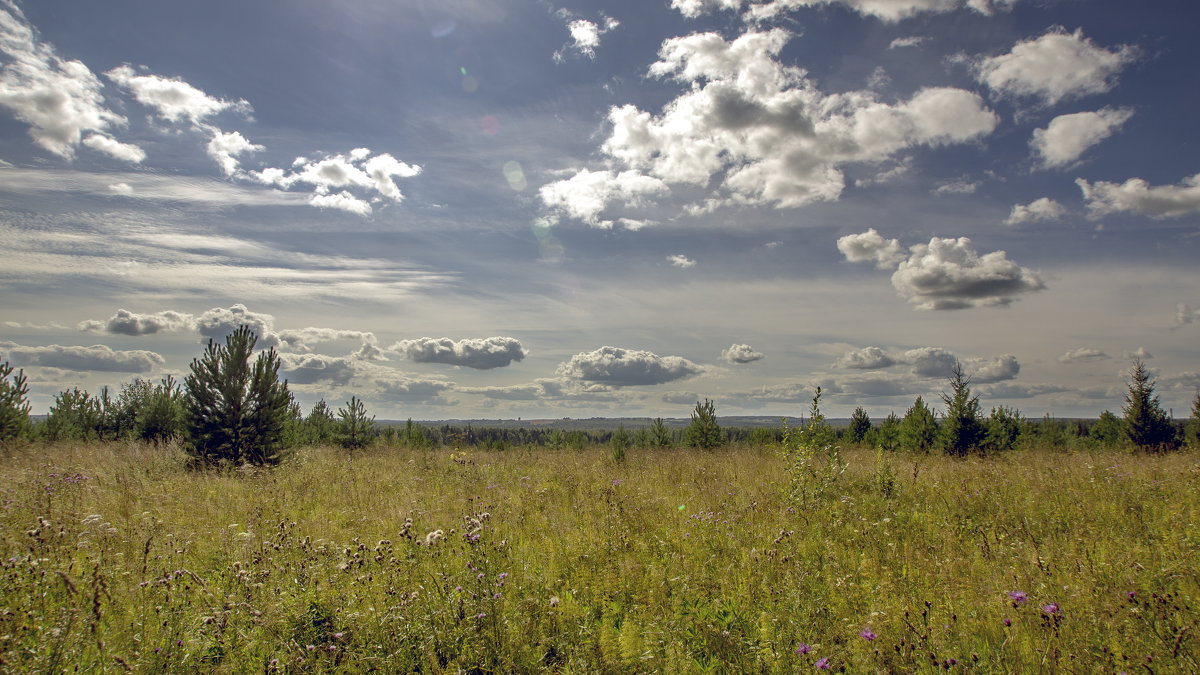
[2,0,1198,420]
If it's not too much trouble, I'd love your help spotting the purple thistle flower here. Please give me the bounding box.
[1003,618,1012,627]
[859,628,877,641]
[1126,591,1136,600]
[1042,602,1060,615]
[1007,590,1028,603]
[796,643,811,654]
[815,656,831,670]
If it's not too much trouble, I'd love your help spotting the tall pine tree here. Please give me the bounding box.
[1122,359,1177,452]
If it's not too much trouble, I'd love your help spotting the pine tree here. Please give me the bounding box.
[939,363,984,457]
[899,396,939,453]
[0,360,31,444]
[337,395,376,451]
[847,406,872,444]
[684,399,724,449]
[983,406,1023,453]
[1089,410,1124,448]
[875,412,901,452]
[183,326,293,466]
[136,376,184,445]
[610,424,631,462]
[45,388,102,441]
[304,400,337,445]
[649,417,674,448]
[1122,359,1177,452]
[1185,389,1200,449]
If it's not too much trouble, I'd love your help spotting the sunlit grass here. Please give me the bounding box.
[1,442,1197,672]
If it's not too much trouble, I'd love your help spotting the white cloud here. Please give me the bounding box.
[978,382,1069,399]
[79,308,195,336]
[964,354,1019,383]
[889,235,1045,310]
[252,149,421,216]
[1004,197,1066,225]
[107,182,134,195]
[836,346,895,369]
[1176,304,1200,326]
[555,14,619,61]
[836,228,904,269]
[889,36,927,49]
[932,179,979,195]
[279,353,357,386]
[975,28,1137,105]
[1058,347,1108,363]
[391,337,527,370]
[0,3,126,159]
[81,134,145,163]
[671,0,1015,22]
[206,130,263,176]
[276,327,378,354]
[1077,173,1200,219]
[1124,346,1153,360]
[538,168,668,227]
[542,29,996,222]
[0,341,163,373]
[904,346,958,378]
[373,375,455,403]
[723,343,764,364]
[105,64,250,126]
[195,304,279,346]
[1031,107,1133,169]
[556,346,703,387]
[668,254,697,268]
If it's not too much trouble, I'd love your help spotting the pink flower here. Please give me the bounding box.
[1007,590,1028,603]
[859,628,877,641]
[1042,602,1060,615]
[796,643,811,654]
[815,656,831,670]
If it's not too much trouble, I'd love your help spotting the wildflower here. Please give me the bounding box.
[475,612,487,619]
[1007,591,1028,604]
[1003,618,1012,627]
[498,572,508,580]
[796,643,812,654]
[815,656,831,670]
[1126,591,1136,600]
[860,628,877,641]
[549,596,560,607]
[1041,603,1060,615]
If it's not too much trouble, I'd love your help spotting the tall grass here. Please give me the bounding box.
[1,442,1196,672]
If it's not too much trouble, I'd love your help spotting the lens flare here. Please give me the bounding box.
[502,161,526,190]
[461,76,479,93]
[482,115,501,136]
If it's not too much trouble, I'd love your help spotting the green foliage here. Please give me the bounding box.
[648,417,674,448]
[183,326,293,467]
[136,376,184,445]
[781,387,846,507]
[846,406,871,444]
[939,364,985,457]
[336,396,376,451]
[1122,359,1178,452]
[873,446,897,497]
[0,360,31,444]
[45,387,103,442]
[875,412,901,452]
[610,424,631,463]
[303,400,338,446]
[401,418,430,449]
[1090,410,1125,448]
[1186,390,1200,449]
[684,399,724,449]
[983,405,1023,453]
[899,395,939,453]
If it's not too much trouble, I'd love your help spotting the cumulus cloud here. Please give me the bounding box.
[975,28,1137,105]
[1004,197,1066,225]
[555,13,619,61]
[105,64,250,126]
[978,382,1069,399]
[251,149,422,216]
[206,130,263,176]
[837,228,904,269]
[889,36,927,49]
[279,353,356,386]
[964,354,1019,383]
[904,347,959,378]
[1124,346,1153,360]
[1031,107,1133,169]
[723,343,764,364]
[836,346,895,369]
[0,3,130,159]
[891,236,1045,310]
[373,376,455,403]
[0,341,163,373]
[276,327,378,354]
[1176,304,1200,326]
[557,346,704,387]
[538,168,668,227]
[1059,347,1108,363]
[391,337,527,370]
[843,231,1045,309]
[668,254,697,268]
[1077,173,1200,219]
[671,0,1016,23]
[79,308,195,336]
[541,29,996,223]
[195,304,279,345]
[932,179,978,195]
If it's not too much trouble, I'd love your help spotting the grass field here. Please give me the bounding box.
[1,442,1197,673]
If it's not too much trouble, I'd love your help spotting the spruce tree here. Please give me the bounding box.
[337,395,376,451]
[939,363,984,457]
[875,412,901,452]
[0,360,31,443]
[305,400,337,445]
[899,396,939,453]
[649,417,674,448]
[685,399,724,449]
[983,405,1023,453]
[183,326,293,466]
[1121,359,1177,452]
[847,406,872,444]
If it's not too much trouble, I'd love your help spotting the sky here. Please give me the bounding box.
[1,0,1199,421]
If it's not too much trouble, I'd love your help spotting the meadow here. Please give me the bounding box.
[1,441,1197,673]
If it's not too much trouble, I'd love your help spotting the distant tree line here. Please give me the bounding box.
[2,334,1198,463]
